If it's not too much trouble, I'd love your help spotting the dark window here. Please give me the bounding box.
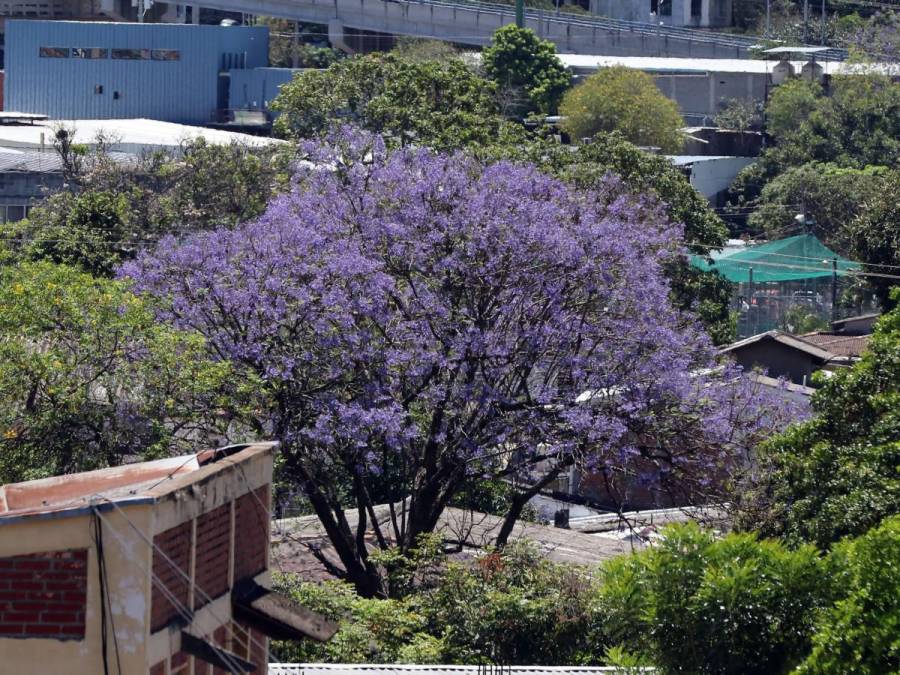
[111,48,150,60]
[39,47,68,58]
[691,0,701,16]
[5,205,25,222]
[113,91,120,100]
[94,84,103,94]
[659,0,672,14]
[72,47,107,59]
[151,49,180,61]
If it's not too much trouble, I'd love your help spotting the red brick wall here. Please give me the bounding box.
[151,521,192,632]
[194,503,231,608]
[234,484,270,582]
[0,549,87,640]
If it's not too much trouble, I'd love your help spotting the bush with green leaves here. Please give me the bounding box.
[745,162,888,245]
[271,53,523,151]
[741,290,900,547]
[0,262,234,483]
[797,516,900,674]
[598,523,829,675]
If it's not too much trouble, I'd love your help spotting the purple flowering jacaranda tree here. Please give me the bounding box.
[123,129,797,597]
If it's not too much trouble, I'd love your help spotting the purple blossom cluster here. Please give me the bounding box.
[122,129,799,588]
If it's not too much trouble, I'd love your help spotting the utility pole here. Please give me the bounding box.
[765,0,771,37]
[821,0,826,44]
[831,258,838,322]
[516,0,524,27]
[803,0,809,43]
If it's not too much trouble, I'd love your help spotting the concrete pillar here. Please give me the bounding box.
[700,0,710,27]
[191,4,199,24]
[328,19,356,54]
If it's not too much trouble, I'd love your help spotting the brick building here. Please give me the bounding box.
[0,442,335,674]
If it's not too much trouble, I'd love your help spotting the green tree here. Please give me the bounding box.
[271,53,522,151]
[797,516,900,675]
[598,523,829,675]
[0,263,234,483]
[765,78,823,143]
[746,162,888,244]
[559,66,684,152]
[482,25,571,116]
[764,74,900,173]
[6,138,288,276]
[740,290,900,547]
[844,184,900,310]
[22,189,138,277]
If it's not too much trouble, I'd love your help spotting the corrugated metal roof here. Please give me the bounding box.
[0,442,276,522]
[0,119,283,153]
[267,666,647,675]
[557,54,890,75]
[0,147,136,173]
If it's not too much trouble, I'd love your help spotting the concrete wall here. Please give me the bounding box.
[685,156,755,198]
[4,20,268,123]
[651,70,768,122]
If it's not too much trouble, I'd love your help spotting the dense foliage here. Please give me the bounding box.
[559,67,684,152]
[272,521,900,671]
[0,263,232,483]
[4,138,288,276]
[797,516,900,674]
[124,130,785,596]
[481,25,571,116]
[844,185,900,309]
[741,291,900,548]
[601,523,828,675]
[271,54,522,151]
[746,163,889,244]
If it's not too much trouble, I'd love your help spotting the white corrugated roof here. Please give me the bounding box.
[557,54,891,75]
[0,118,283,153]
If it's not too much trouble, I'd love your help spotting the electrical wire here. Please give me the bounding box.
[91,506,254,675]
[94,498,275,667]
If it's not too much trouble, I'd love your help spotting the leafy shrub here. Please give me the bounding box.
[600,524,829,675]
[797,516,900,674]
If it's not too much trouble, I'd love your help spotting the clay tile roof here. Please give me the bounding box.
[799,332,871,358]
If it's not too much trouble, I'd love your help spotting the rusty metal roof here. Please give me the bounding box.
[0,442,277,524]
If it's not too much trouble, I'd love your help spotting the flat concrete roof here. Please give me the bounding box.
[0,118,283,153]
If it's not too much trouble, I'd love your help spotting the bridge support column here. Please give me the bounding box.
[328,19,356,54]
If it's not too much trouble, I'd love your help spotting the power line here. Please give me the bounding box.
[93,500,275,670]
[91,507,252,675]
[685,239,900,272]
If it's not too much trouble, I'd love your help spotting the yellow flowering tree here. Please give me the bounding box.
[0,263,242,483]
[559,66,684,152]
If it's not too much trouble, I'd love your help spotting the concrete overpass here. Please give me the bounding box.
[199,0,774,58]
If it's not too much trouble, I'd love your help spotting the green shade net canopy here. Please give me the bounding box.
[690,234,860,283]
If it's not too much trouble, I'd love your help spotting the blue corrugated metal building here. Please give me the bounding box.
[4,20,268,124]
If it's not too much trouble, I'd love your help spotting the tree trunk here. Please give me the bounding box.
[495,465,567,548]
